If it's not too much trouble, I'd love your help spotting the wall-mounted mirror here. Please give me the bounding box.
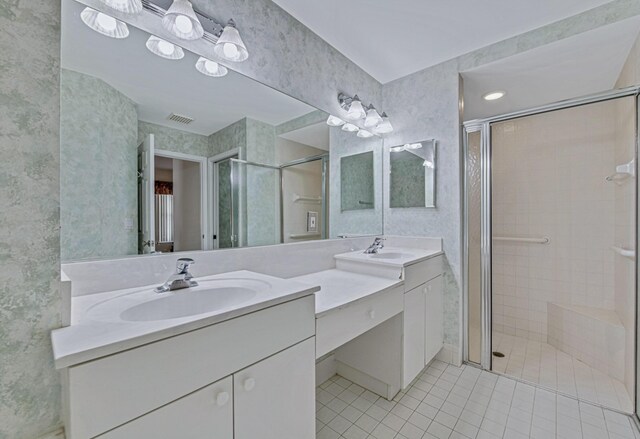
[60,0,382,262]
[389,140,436,208]
[340,152,374,211]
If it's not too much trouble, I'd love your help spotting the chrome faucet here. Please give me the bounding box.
[155,258,198,293]
[364,237,385,254]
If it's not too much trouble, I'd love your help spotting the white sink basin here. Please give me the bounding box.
[121,286,258,321]
[86,278,269,323]
[367,252,412,260]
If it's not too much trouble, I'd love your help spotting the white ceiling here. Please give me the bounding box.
[61,0,315,136]
[279,122,330,151]
[462,16,640,121]
[273,0,616,84]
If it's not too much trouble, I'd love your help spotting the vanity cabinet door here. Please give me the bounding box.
[97,376,233,439]
[402,286,426,388]
[234,337,315,439]
[425,275,444,365]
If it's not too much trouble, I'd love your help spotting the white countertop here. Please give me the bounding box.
[51,270,319,369]
[291,269,403,317]
[334,247,443,268]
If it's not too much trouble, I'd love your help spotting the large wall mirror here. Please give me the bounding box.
[388,140,436,208]
[60,0,382,262]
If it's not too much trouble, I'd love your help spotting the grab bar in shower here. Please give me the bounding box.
[493,236,550,244]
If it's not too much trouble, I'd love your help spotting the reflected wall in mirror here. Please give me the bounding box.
[389,140,436,208]
[59,0,381,262]
[340,152,374,211]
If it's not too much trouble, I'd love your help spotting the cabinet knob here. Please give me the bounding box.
[216,391,230,406]
[243,378,256,391]
[368,309,375,319]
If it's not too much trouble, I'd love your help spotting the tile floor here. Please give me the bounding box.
[492,332,633,414]
[316,361,639,439]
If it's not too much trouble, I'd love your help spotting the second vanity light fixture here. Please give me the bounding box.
[326,93,394,139]
[82,0,249,78]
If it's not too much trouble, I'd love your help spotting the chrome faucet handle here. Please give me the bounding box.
[176,258,194,274]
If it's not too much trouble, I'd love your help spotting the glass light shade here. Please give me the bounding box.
[357,129,374,138]
[373,112,393,134]
[390,145,405,153]
[364,106,383,128]
[162,0,204,40]
[103,0,142,14]
[146,35,184,60]
[326,115,345,127]
[214,20,249,62]
[342,123,359,133]
[346,95,366,120]
[405,142,422,150]
[195,57,228,77]
[81,8,129,39]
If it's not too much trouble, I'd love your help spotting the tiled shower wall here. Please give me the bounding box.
[491,100,622,342]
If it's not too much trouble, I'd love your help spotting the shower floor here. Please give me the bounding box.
[492,332,633,414]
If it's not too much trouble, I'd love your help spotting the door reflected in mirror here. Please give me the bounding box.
[389,140,436,208]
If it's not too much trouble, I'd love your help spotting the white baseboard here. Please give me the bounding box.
[316,353,337,385]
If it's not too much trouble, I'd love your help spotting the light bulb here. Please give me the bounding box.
[342,123,359,133]
[326,115,345,127]
[223,43,239,59]
[175,15,193,34]
[157,40,174,55]
[483,91,506,101]
[96,13,117,31]
[195,56,228,77]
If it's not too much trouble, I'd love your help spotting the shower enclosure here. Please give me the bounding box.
[463,87,639,415]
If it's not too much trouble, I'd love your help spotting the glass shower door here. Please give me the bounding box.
[214,157,238,249]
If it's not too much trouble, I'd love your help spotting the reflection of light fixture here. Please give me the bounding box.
[342,123,359,133]
[214,20,249,62]
[345,95,366,120]
[390,145,405,153]
[483,91,506,101]
[405,142,422,150]
[146,35,184,59]
[373,112,393,134]
[423,160,434,168]
[364,105,383,128]
[357,129,374,138]
[326,115,345,127]
[103,0,142,14]
[195,57,228,77]
[81,8,129,38]
[163,0,204,40]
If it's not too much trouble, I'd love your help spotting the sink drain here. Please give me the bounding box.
[492,351,505,358]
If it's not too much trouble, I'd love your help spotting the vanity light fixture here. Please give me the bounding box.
[364,105,383,128]
[405,142,422,150]
[81,7,129,39]
[162,0,204,40]
[102,0,142,14]
[373,112,393,134]
[342,123,359,133]
[483,90,506,101]
[357,129,374,138]
[146,35,184,59]
[344,95,367,120]
[214,20,249,62]
[326,115,346,127]
[390,145,405,153]
[195,57,228,77]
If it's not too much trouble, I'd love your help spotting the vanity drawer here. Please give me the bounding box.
[67,295,314,439]
[316,285,403,358]
[403,255,443,292]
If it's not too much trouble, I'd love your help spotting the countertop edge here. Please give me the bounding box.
[52,286,319,369]
[315,279,404,318]
[333,250,444,268]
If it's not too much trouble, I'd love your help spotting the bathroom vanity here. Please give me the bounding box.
[52,237,444,438]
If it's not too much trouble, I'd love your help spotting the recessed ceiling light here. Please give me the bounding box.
[483,91,506,101]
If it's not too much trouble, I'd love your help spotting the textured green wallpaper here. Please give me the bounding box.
[60,69,139,261]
